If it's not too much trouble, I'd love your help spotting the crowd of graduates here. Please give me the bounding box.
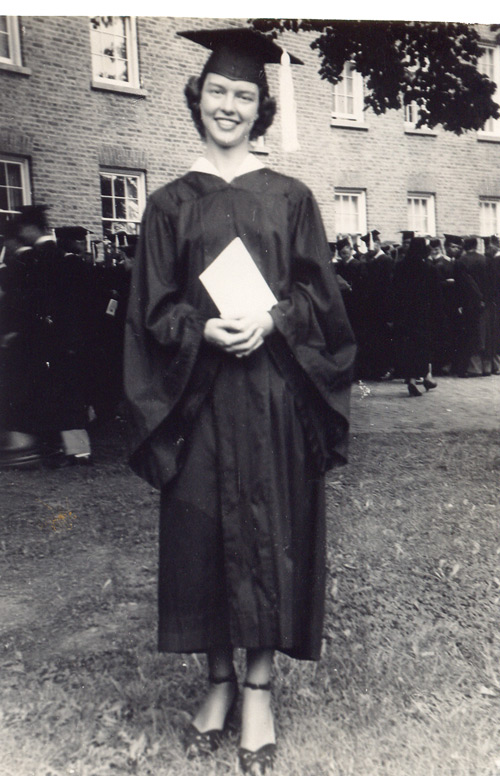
[0,205,132,468]
[1,206,500,469]
[333,230,500,396]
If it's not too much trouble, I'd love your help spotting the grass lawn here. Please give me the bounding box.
[1,419,499,776]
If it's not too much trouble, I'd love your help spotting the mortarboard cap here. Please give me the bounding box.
[178,27,303,87]
[336,238,351,252]
[429,238,442,248]
[178,26,303,153]
[443,234,463,246]
[401,230,415,241]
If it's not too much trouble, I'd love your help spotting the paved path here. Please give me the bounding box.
[350,375,500,434]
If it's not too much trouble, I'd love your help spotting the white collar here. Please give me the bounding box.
[189,154,265,183]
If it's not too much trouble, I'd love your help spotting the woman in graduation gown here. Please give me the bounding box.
[124,27,355,774]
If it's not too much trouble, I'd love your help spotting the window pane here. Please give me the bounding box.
[126,177,138,199]
[115,199,126,219]
[10,187,23,208]
[0,31,9,60]
[6,163,21,188]
[113,177,125,198]
[127,200,139,221]
[0,163,6,187]
[0,188,8,210]
[101,197,113,219]
[100,175,112,196]
[0,17,8,33]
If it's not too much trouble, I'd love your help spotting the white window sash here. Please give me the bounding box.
[407,194,436,236]
[0,16,22,65]
[100,169,145,235]
[479,199,500,235]
[478,45,500,135]
[334,189,367,235]
[0,155,31,215]
[332,63,364,122]
[90,16,139,88]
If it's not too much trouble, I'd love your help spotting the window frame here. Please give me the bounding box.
[403,101,437,136]
[334,188,367,236]
[90,16,141,92]
[0,16,22,66]
[407,192,436,236]
[0,155,32,231]
[331,62,365,126]
[478,44,500,138]
[99,168,146,240]
[479,198,500,235]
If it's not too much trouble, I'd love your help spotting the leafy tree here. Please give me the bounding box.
[251,19,499,133]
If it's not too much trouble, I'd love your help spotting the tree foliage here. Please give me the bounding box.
[251,19,500,133]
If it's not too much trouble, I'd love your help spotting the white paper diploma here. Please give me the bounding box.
[199,237,278,318]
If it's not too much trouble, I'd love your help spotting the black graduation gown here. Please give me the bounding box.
[124,168,355,660]
[392,255,443,379]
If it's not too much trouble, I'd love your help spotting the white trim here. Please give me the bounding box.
[89,16,140,89]
[479,198,500,235]
[99,168,146,237]
[407,192,436,236]
[0,16,22,66]
[334,188,367,236]
[0,155,31,218]
[478,44,500,137]
[331,63,364,124]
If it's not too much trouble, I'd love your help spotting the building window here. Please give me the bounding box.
[90,16,139,88]
[404,102,418,126]
[250,135,269,155]
[100,169,145,239]
[407,193,436,236]
[332,63,364,123]
[334,189,367,235]
[0,16,22,66]
[0,156,31,236]
[479,198,500,235]
[478,46,500,135]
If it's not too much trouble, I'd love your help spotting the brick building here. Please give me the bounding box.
[1,15,499,246]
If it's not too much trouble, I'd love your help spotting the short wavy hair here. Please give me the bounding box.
[184,69,277,142]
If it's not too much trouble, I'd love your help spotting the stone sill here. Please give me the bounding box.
[477,133,500,144]
[0,62,31,76]
[330,119,368,131]
[91,80,147,98]
[404,126,437,137]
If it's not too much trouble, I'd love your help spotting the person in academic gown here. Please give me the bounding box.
[428,237,456,375]
[392,237,442,396]
[454,236,494,377]
[124,27,355,774]
[485,235,500,374]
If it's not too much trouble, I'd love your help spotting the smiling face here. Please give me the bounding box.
[200,72,259,150]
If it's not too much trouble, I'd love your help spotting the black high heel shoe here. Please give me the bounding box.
[423,378,437,391]
[407,382,422,397]
[183,670,238,759]
[238,681,276,774]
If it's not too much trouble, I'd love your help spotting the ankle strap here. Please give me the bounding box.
[243,680,271,691]
[209,669,237,685]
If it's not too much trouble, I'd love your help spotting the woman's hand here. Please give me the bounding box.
[203,312,274,358]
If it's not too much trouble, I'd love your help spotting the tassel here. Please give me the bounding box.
[280,49,300,153]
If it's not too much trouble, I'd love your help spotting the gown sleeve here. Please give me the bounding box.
[124,193,215,488]
[267,183,356,469]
